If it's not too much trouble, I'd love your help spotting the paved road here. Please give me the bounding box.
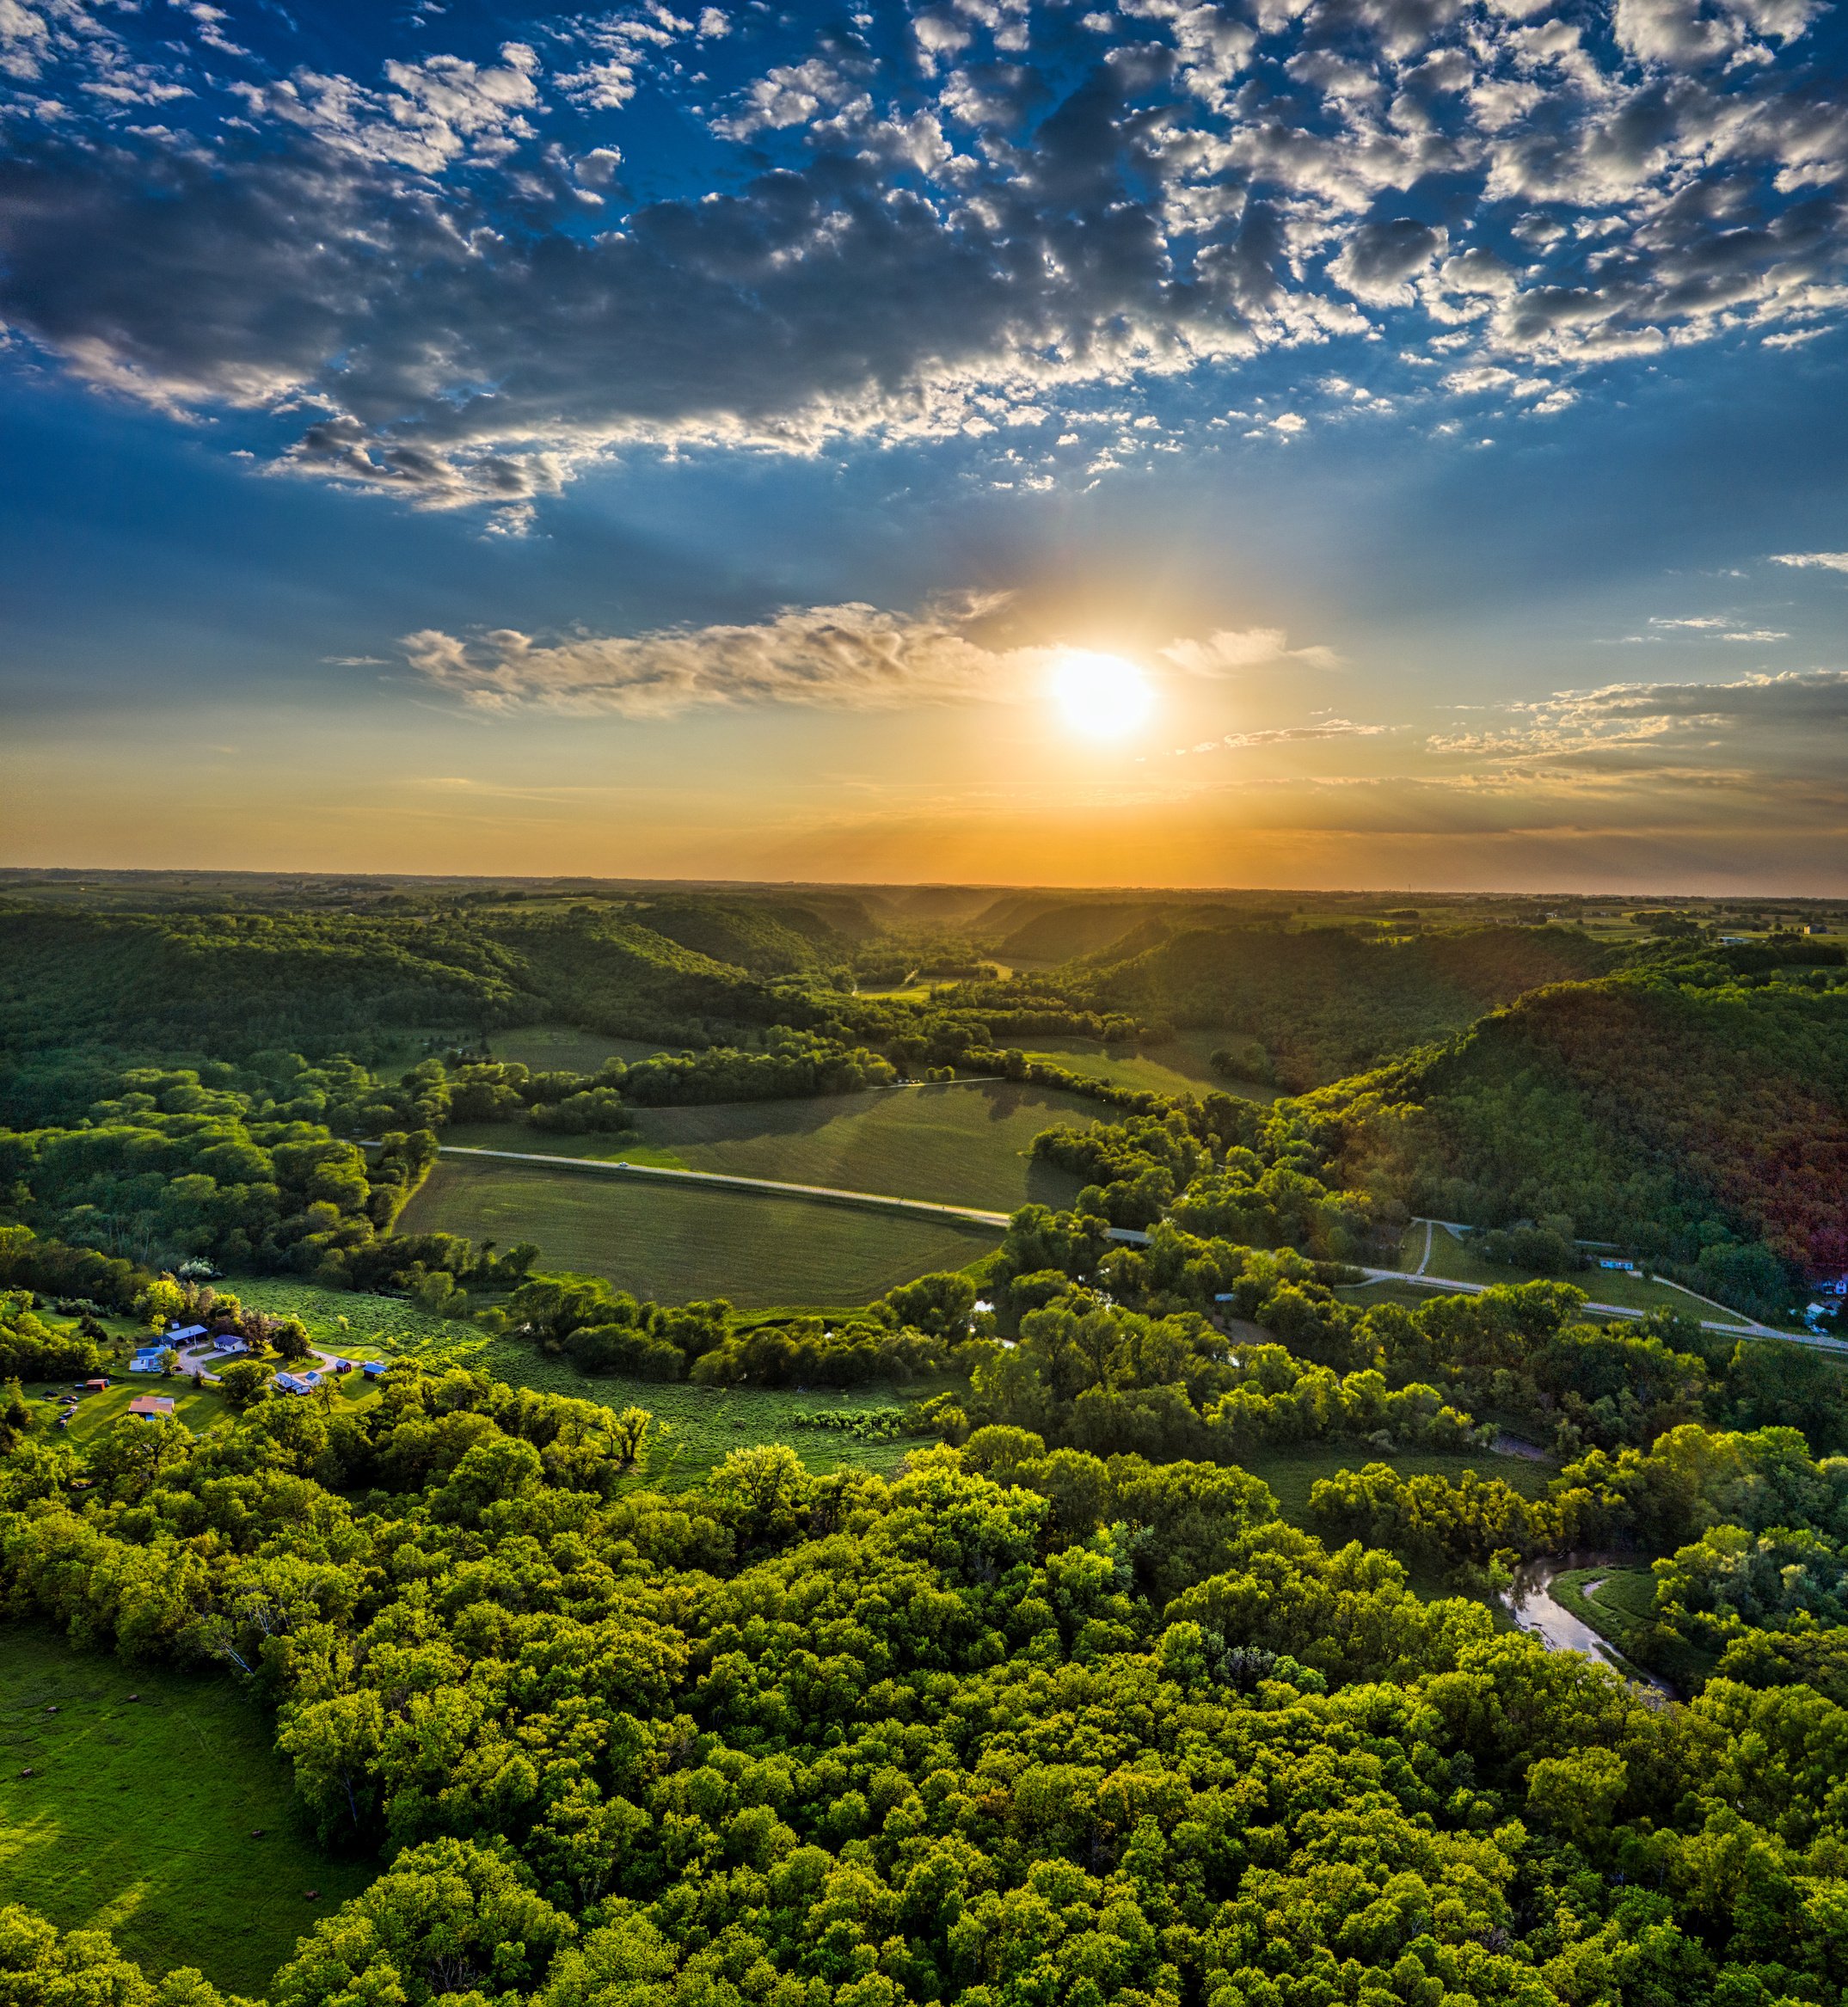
[1354,1262,1846,1349]
[438,1141,1154,1243]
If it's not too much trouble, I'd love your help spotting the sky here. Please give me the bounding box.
[2,0,1846,893]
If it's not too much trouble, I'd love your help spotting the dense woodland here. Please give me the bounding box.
[1,878,1846,2007]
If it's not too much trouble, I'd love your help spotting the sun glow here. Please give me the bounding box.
[1051,650,1155,741]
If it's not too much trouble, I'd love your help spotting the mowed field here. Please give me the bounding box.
[1400,1223,1765,1321]
[444,1078,1095,1212]
[1024,1030,1282,1105]
[0,1627,372,1995]
[398,1156,1002,1307]
[488,1023,680,1072]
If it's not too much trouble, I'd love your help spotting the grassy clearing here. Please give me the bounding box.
[397,1157,1001,1309]
[488,1024,680,1072]
[1399,1224,1759,1320]
[476,1354,929,1486]
[0,1627,372,1995]
[230,1278,478,1363]
[1548,1565,1712,1687]
[445,1078,1093,1212]
[1025,1030,1281,1105]
[1233,1439,1559,1527]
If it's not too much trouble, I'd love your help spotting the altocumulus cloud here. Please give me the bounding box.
[0,0,1843,519]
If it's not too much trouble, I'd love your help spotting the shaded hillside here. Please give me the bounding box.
[1084,924,1613,1085]
[628,894,863,974]
[0,906,769,1062]
[1372,973,1848,1284]
[993,900,1178,962]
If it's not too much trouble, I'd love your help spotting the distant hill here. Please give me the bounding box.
[995,901,1177,963]
[1080,923,1612,1086]
[629,895,863,975]
[0,906,770,1062]
[1366,973,1848,1282]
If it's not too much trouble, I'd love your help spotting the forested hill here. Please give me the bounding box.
[628,893,869,975]
[1075,924,1614,1086]
[1331,964,1848,1290]
[0,907,777,1059]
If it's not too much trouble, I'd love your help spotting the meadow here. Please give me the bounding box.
[443,1077,1095,1212]
[1024,1030,1282,1104]
[0,1627,372,1993]
[488,1023,680,1072]
[1398,1222,1764,1321]
[396,1157,1001,1309]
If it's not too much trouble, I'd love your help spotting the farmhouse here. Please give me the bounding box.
[273,1371,322,1396]
[127,1394,176,1419]
[128,1346,167,1373]
[211,1333,249,1355]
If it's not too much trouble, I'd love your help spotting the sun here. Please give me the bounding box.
[1051,650,1154,740]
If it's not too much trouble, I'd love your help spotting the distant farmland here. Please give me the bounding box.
[396,1155,1002,1307]
[443,1077,1095,1213]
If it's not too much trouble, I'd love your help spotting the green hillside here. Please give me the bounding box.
[1366,967,1848,1292]
[1081,922,1614,1085]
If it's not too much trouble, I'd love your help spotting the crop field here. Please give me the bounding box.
[1025,1030,1282,1104]
[444,1077,1095,1212]
[488,1023,681,1072]
[0,1627,373,1994]
[397,1156,1001,1308]
[1397,1223,1762,1320]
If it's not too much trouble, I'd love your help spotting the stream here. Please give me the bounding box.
[1501,1556,1673,1695]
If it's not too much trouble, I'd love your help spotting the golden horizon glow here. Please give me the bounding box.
[1051,649,1154,741]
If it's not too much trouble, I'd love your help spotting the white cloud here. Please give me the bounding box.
[1219,718,1385,746]
[1159,627,1342,674]
[401,598,1043,716]
[1771,551,1848,571]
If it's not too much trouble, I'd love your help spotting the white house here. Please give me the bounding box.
[129,1346,167,1374]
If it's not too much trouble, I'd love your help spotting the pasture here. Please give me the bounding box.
[396,1156,1001,1308]
[1025,1029,1282,1104]
[444,1077,1095,1212]
[488,1023,680,1072]
[0,1627,372,1995]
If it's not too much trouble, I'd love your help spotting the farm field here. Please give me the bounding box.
[397,1155,1001,1308]
[1025,1029,1282,1104]
[1398,1223,1762,1320]
[488,1023,682,1072]
[443,1077,1094,1212]
[0,1627,373,1995]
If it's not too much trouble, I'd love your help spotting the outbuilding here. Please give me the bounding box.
[127,1395,176,1420]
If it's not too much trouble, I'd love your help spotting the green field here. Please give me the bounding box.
[488,1023,681,1072]
[1234,1439,1558,1527]
[445,1078,1093,1212]
[398,1157,1000,1309]
[1397,1224,1759,1322]
[1025,1030,1281,1104]
[0,1627,373,1994]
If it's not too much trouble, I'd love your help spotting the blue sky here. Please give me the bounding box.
[2,0,1845,889]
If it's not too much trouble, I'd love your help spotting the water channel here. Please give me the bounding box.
[1501,1555,1673,1696]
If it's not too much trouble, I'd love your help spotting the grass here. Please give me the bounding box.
[230,1278,480,1363]
[1024,1029,1282,1105]
[1546,1565,1713,1688]
[488,1023,681,1072]
[397,1157,1001,1309]
[1234,1439,1559,1528]
[0,1626,373,1994]
[1396,1224,1759,1321]
[443,1078,1094,1212]
[475,1355,930,1487]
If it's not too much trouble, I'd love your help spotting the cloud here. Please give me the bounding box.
[0,0,1841,512]
[1328,218,1448,306]
[1159,628,1342,674]
[1771,552,1848,572]
[400,599,1043,716]
[1219,718,1386,746]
